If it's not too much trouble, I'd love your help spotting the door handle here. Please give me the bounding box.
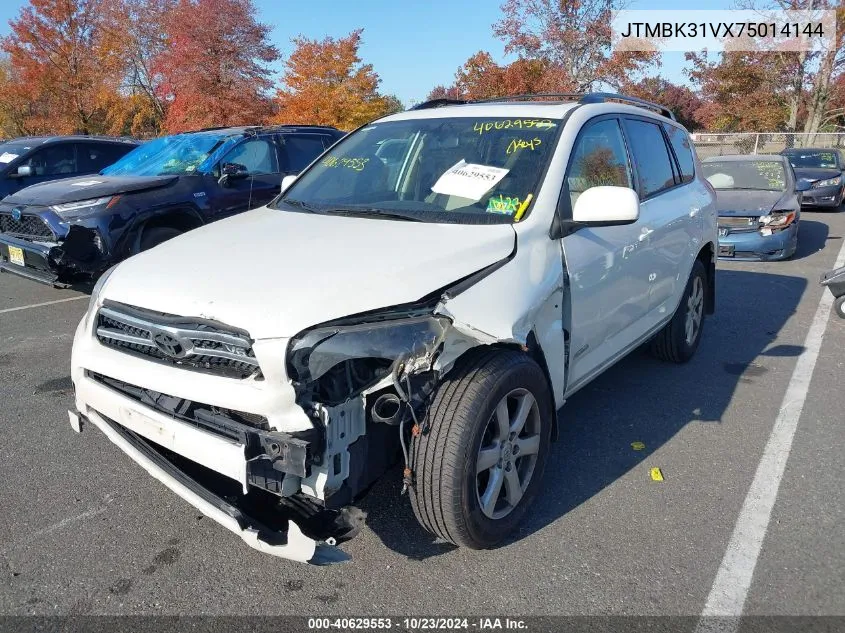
[638,227,653,242]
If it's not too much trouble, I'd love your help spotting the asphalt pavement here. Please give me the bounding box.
[1,212,844,619]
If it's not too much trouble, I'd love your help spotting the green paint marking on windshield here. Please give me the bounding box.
[473,120,556,135]
[322,156,369,171]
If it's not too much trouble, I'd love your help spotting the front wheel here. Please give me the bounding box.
[410,349,553,549]
[650,259,707,363]
[835,295,845,319]
[140,226,182,252]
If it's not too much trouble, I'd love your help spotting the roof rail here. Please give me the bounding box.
[422,92,677,121]
[581,92,676,121]
[410,98,467,110]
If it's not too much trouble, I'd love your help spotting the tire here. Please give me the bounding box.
[649,259,707,363]
[409,348,553,549]
[140,226,182,252]
[835,296,845,320]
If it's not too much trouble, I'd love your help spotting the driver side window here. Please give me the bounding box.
[220,138,277,176]
[566,119,632,207]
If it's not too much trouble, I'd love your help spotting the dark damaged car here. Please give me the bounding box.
[0,125,343,285]
[780,147,845,209]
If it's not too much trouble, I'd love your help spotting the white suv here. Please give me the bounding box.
[69,94,717,564]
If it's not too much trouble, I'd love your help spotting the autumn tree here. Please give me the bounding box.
[1,0,122,135]
[686,51,789,132]
[429,0,658,103]
[153,0,278,132]
[623,77,704,130]
[100,0,176,136]
[275,30,394,129]
[493,0,658,91]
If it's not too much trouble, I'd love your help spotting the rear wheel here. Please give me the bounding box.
[650,259,707,363]
[410,349,552,549]
[140,226,182,252]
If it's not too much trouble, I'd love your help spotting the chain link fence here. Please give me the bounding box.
[691,132,845,159]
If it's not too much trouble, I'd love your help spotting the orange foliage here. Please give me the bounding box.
[274,30,393,130]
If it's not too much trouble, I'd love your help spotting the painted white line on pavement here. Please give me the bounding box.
[696,238,845,633]
[0,295,87,314]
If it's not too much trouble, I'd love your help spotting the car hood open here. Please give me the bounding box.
[101,207,517,339]
[5,175,179,205]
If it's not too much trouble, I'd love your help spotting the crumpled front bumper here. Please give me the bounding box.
[0,233,64,285]
[69,407,346,565]
[69,311,349,565]
[718,223,798,261]
[801,184,842,208]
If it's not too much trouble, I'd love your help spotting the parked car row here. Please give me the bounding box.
[5,94,840,566]
[703,148,845,262]
[57,93,721,564]
[0,124,344,285]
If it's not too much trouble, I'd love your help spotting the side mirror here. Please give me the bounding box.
[281,174,297,193]
[11,165,32,178]
[218,162,249,187]
[795,179,812,192]
[571,186,640,227]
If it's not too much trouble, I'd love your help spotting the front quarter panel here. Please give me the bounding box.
[436,221,567,407]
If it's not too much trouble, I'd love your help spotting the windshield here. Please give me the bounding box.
[702,160,787,191]
[783,151,839,169]
[271,116,561,224]
[101,133,238,177]
[0,142,34,166]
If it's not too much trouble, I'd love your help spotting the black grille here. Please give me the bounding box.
[95,303,262,380]
[0,212,56,241]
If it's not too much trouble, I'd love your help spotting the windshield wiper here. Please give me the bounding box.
[323,207,424,222]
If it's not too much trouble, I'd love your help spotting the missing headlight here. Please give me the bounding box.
[287,315,451,405]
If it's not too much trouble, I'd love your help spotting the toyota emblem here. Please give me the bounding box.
[152,332,186,358]
[11,207,22,221]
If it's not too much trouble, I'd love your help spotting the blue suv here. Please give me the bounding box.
[0,125,343,285]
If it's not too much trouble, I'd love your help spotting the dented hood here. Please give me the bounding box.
[101,207,516,339]
[715,190,785,216]
[5,175,178,205]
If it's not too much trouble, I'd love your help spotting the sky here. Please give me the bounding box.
[0,0,734,106]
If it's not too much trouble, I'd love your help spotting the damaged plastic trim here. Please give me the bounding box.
[71,408,348,565]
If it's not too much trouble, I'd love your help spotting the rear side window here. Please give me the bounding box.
[663,124,695,184]
[566,119,632,208]
[624,119,676,198]
[281,135,330,174]
[77,143,134,172]
[22,143,77,176]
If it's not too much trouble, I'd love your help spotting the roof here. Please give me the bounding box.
[2,135,137,145]
[188,124,341,136]
[382,92,678,125]
[703,154,788,162]
[781,147,841,153]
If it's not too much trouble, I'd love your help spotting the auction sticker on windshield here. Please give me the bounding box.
[431,159,509,201]
[0,152,19,163]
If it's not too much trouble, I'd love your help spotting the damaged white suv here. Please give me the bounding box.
[69,94,717,564]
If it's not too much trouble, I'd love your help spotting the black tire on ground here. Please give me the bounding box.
[410,348,553,549]
[649,258,707,363]
[834,295,845,320]
[140,226,182,252]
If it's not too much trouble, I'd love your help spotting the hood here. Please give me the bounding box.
[790,167,842,182]
[101,207,517,339]
[715,190,784,216]
[5,175,178,205]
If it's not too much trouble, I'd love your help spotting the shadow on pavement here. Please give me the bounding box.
[361,266,808,559]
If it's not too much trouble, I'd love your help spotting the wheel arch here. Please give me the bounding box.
[698,241,716,315]
[442,337,560,443]
[129,207,205,254]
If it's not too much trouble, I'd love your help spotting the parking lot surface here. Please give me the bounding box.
[1,212,844,617]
